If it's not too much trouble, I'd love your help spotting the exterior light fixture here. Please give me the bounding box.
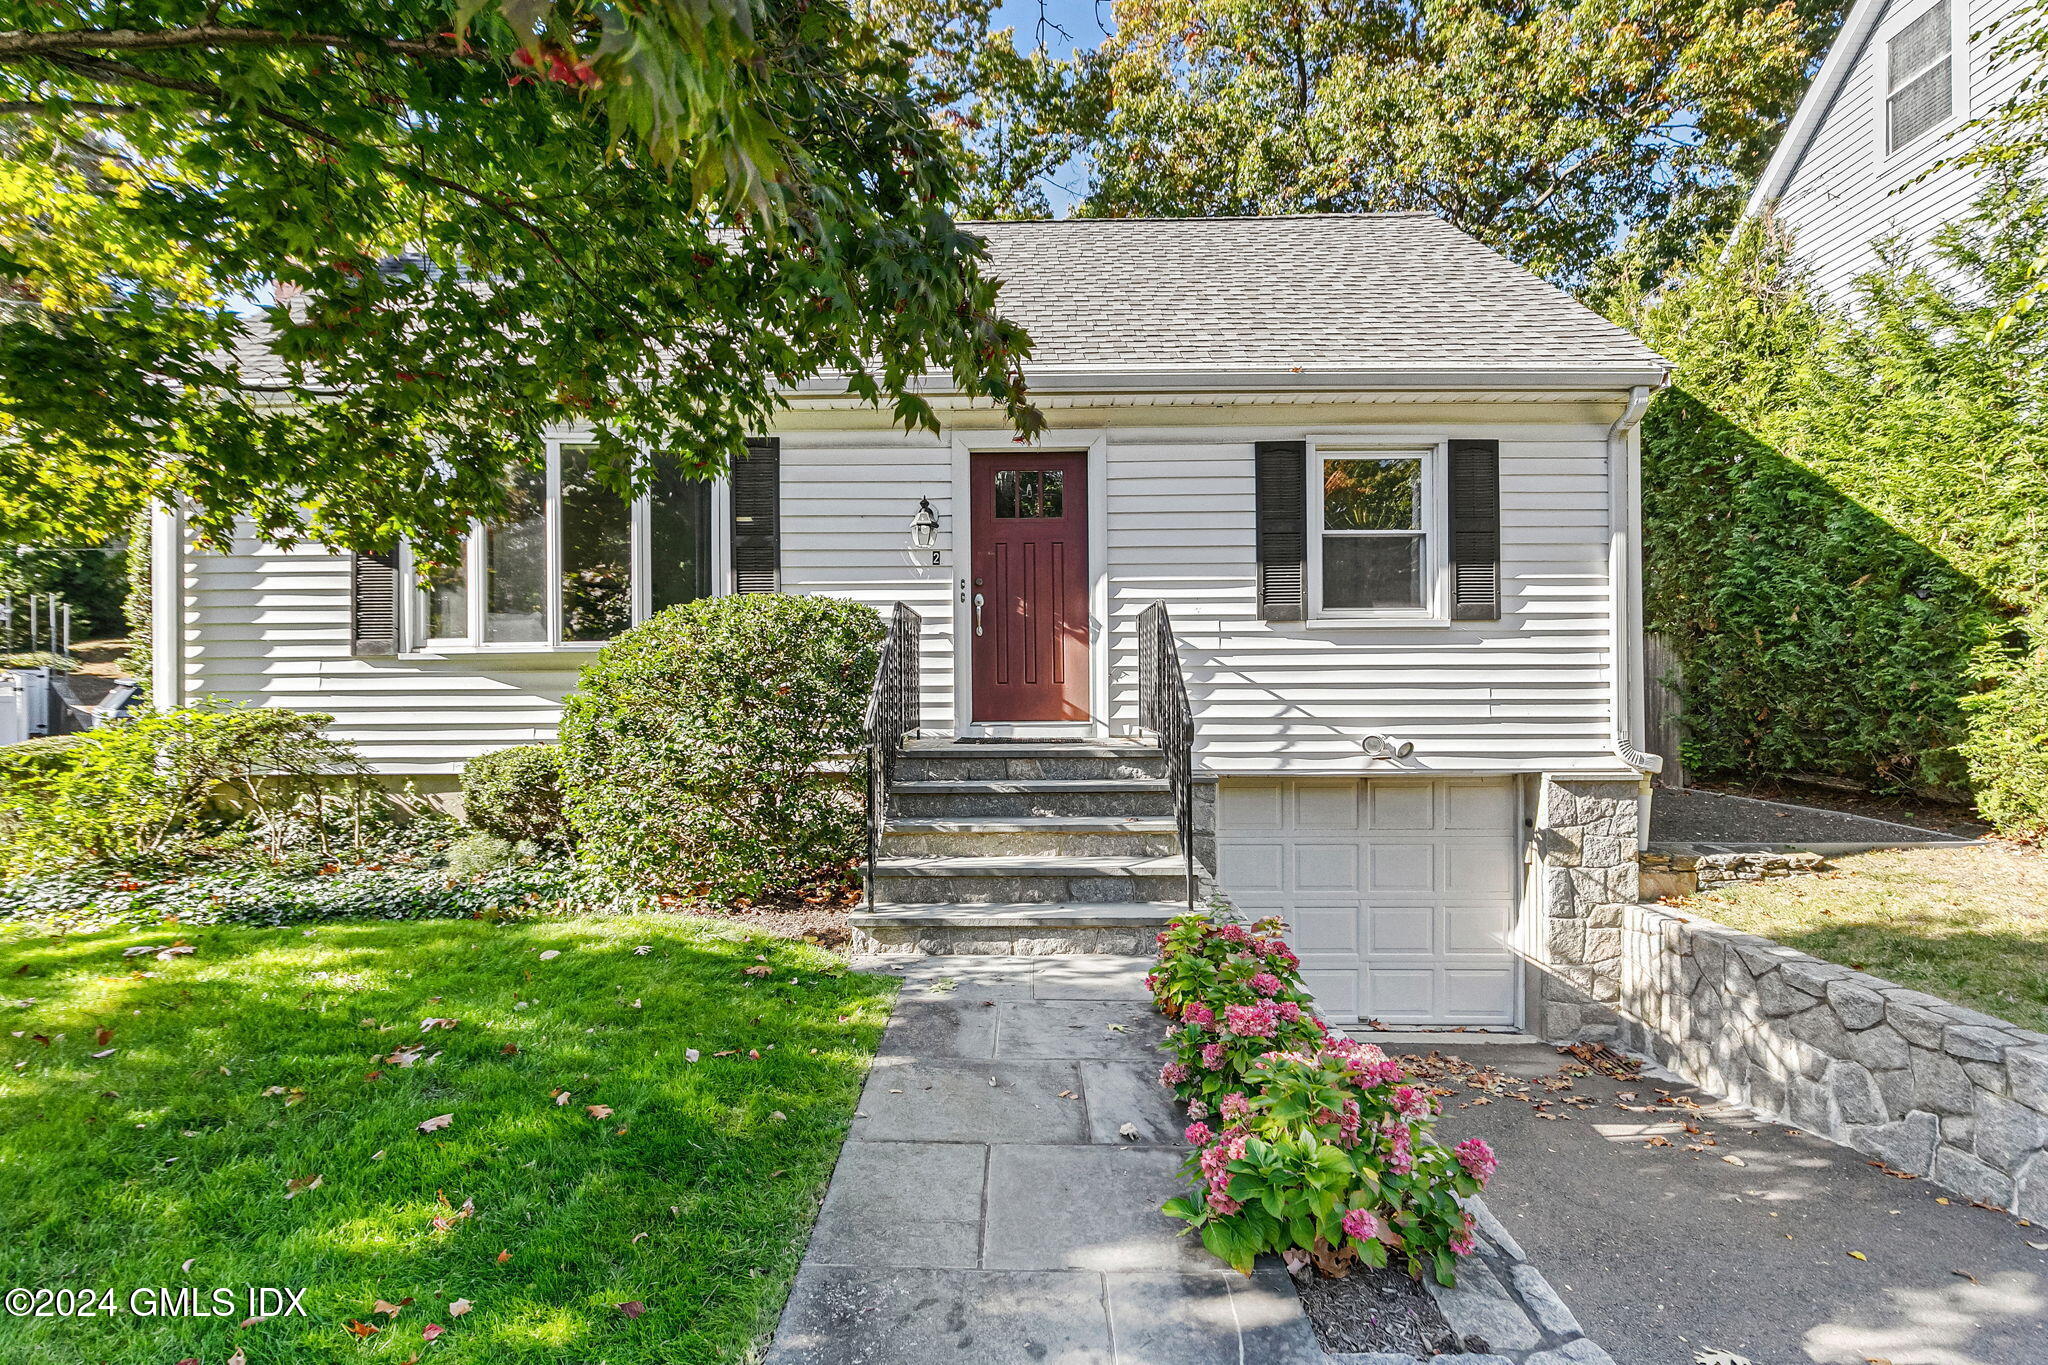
[910,497,940,550]
[1359,733,1414,760]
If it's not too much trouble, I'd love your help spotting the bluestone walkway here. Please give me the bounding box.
[765,954,1330,1365]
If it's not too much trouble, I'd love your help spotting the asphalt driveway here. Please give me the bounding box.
[1418,1042,2048,1365]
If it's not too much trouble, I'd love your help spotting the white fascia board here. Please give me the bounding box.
[1746,0,1892,217]
[788,366,1670,398]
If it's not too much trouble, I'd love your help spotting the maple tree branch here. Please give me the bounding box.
[0,25,474,64]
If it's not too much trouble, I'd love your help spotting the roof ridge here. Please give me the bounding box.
[959,211,1441,226]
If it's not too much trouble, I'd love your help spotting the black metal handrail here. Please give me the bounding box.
[862,602,922,907]
[1136,601,1197,908]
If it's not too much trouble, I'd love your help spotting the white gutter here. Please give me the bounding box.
[1607,383,1664,778]
[149,499,186,711]
[1744,0,1888,220]
[788,365,1673,398]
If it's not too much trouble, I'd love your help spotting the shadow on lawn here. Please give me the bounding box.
[0,916,895,1365]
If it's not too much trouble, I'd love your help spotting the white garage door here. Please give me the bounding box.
[1215,777,1522,1026]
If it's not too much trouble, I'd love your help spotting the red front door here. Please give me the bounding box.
[970,453,1090,722]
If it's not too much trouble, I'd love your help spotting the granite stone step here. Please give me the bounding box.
[882,815,1180,858]
[869,852,1191,906]
[892,778,1175,820]
[894,743,1168,783]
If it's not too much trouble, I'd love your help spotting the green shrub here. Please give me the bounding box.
[560,593,882,902]
[0,703,372,873]
[1621,178,2048,824]
[0,732,86,778]
[0,651,75,673]
[461,743,568,847]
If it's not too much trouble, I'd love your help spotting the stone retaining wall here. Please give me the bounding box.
[1616,901,2048,1220]
[1638,850,1827,900]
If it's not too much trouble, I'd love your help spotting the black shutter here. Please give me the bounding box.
[1448,438,1501,621]
[350,551,400,656]
[730,436,781,594]
[1254,440,1308,622]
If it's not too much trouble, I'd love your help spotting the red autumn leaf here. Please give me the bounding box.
[346,1319,380,1337]
[95,1027,113,1045]
[496,1249,512,1264]
[422,1322,445,1343]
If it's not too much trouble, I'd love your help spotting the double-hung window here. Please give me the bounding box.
[1309,443,1444,620]
[410,442,718,651]
[1885,0,1955,155]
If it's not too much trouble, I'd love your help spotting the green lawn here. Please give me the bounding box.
[0,914,893,1364]
[1691,844,2048,1033]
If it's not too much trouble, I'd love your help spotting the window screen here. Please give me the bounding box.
[1887,1,1952,153]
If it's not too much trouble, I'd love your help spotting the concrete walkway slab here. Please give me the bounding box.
[984,1145,1207,1271]
[1425,1042,2048,1365]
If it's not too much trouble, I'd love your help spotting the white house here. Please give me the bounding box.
[1749,0,2035,302]
[151,213,1667,1038]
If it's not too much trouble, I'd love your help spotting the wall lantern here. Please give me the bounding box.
[910,497,940,550]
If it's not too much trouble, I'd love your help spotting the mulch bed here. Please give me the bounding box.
[1293,1260,1463,1356]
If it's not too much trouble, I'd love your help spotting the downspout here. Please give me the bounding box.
[1607,383,1663,779]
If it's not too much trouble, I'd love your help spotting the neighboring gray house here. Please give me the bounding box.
[152,214,1668,1035]
[1749,0,2033,302]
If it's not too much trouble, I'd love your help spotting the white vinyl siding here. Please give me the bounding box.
[165,401,1622,776]
[1773,0,2029,304]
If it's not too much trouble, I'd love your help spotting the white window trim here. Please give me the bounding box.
[400,434,729,655]
[1875,0,1967,164]
[1306,437,1449,625]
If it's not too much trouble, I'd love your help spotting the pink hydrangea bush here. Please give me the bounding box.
[1148,914,1322,1105]
[1149,913,1497,1284]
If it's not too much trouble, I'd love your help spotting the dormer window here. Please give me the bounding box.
[1886,0,1954,154]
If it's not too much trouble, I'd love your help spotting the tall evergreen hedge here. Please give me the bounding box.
[1625,178,2048,830]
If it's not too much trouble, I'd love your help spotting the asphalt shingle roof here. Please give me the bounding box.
[967,213,1666,379]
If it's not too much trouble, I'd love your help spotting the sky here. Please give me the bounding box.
[986,0,1117,213]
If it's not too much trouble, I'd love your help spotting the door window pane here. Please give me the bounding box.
[1323,535,1423,610]
[421,558,467,639]
[994,469,1018,518]
[1040,469,1063,518]
[1324,458,1419,530]
[559,446,632,642]
[649,460,712,610]
[485,463,547,642]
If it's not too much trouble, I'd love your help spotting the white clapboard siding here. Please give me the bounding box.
[172,404,1625,776]
[1775,0,2032,304]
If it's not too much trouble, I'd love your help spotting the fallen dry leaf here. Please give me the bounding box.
[448,1298,472,1317]
[587,1104,614,1119]
[285,1173,323,1197]
[346,1319,380,1338]
[419,1017,458,1032]
[422,1322,445,1342]
[1848,1251,1868,1261]
[538,950,561,961]
[226,1349,247,1365]
[743,965,772,977]
[418,1113,454,1133]
[374,1298,411,1317]
[496,1249,512,1264]
[616,1300,646,1319]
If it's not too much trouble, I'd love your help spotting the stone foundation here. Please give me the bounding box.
[1639,849,1827,900]
[1616,901,2048,1220]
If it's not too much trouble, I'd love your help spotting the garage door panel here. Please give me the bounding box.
[1442,903,1513,954]
[1295,781,1361,830]
[1366,781,1435,831]
[1302,968,1360,1020]
[1442,843,1516,895]
[1294,843,1360,891]
[1364,968,1436,1019]
[1443,780,1516,830]
[1218,777,1521,1027]
[1366,905,1434,955]
[1218,842,1285,892]
[1291,903,1360,955]
[1220,781,1284,828]
[1366,843,1435,893]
